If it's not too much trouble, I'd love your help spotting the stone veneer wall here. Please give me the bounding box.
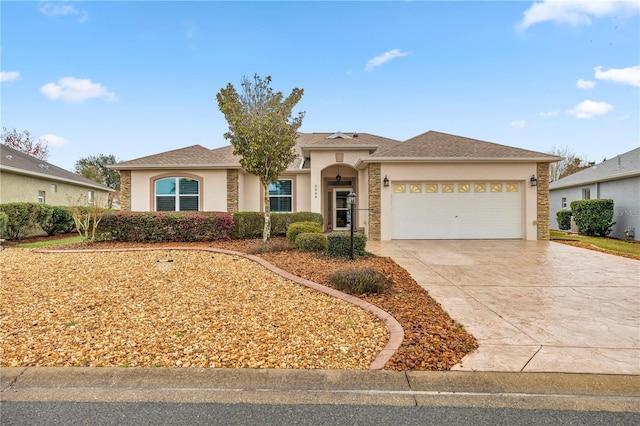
[226,169,239,213]
[368,163,381,241]
[536,162,551,240]
[119,170,131,211]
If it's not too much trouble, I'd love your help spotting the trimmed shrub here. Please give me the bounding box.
[286,221,322,244]
[99,211,233,242]
[0,202,43,239]
[290,212,323,227]
[327,231,367,258]
[40,206,75,235]
[328,266,391,295]
[270,213,291,236]
[556,210,572,231]
[295,232,328,252]
[570,199,615,237]
[232,212,264,239]
[0,211,8,238]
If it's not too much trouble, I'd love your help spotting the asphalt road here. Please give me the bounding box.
[2,402,640,426]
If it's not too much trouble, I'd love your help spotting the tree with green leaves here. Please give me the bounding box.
[216,74,305,241]
[1,127,49,160]
[74,154,120,190]
[74,154,120,208]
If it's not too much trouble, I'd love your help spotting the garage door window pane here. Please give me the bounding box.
[474,183,486,193]
[393,184,406,193]
[459,184,470,193]
[491,183,503,193]
[426,184,438,193]
[443,184,454,193]
[410,184,422,193]
[507,183,518,192]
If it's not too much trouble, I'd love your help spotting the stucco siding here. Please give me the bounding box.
[0,171,110,206]
[550,178,639,240]
[129,169,227,212]
[378,162,539,241]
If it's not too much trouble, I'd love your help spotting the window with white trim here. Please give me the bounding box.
[155,177,199,211]
[582,188,591,200]
[562,197,567,208]
[38,190,45,204]
[268,179,292,212]
[88,190,95,206]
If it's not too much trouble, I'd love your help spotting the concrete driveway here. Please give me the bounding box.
[367,240,640,375]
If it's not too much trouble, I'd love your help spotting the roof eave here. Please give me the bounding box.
[0,165,115,192]
[110,164,241,170]
[359,156,561,164]
[550,170,640,189]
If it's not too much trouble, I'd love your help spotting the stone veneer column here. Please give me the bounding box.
[226,169,239,213]
[536,162,550,240]
[368,163,381,241]
[119,170,131,211]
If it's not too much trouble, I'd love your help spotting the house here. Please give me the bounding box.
[0,144,113,206]
[549,147,640,241]
[111,130,560,241]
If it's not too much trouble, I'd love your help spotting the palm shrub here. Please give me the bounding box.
[294,232,327,252]
[570,199,615,237]
[326,231,367,258]
[328,267,391,295]
[286,221,322,244]
[556,210,572,231]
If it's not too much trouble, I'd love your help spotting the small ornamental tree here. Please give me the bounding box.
[1,127,49,160]
[216,74,305,241]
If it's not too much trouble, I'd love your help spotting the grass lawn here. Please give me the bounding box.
[551,230,640,258]
[16,235,84,248]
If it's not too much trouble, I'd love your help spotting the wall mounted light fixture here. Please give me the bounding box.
[383,175,389,187]
[530,175,538,187]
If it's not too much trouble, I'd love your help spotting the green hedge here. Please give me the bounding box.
[327,231,367,258]
[232,211,324,239]
[0,211,8,238]
[0,202,45,239]
[40,206,75,235]
[556,210,572,231]
[570,199,615,237]
[294,232,328,252]
[286,221,323,244]
[99,211,233,242]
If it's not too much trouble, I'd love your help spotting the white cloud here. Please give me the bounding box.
[568,100,613,118]
[576,79,595,89]
[540,109,561,117]
[594,65,640,87]
[517,0,639,30]
[510,120,526,129]
[40,77,117,103]
[38,134,69,147]
[1,71,20,82]
[39,2,89,23]
[365,49,409,71]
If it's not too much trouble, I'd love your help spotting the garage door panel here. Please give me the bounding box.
[391,182,523,239]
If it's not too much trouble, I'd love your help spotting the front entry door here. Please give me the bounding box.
[333,188,352,230]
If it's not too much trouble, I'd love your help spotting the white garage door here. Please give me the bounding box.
[391,182,523,239]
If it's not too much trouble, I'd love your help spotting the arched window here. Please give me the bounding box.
[155,177,199,211]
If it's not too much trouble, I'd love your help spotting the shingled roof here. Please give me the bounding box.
[111,145,242,170]
[365,131,560,162]
[0,144,112,190]
[550,147,640,189]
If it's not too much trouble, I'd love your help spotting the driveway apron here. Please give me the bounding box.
[367,240,640,375]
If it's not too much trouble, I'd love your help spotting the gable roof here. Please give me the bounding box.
[549,147,640,189]
[112,130,559,172]
[0,144,112,191]
[111,144,242,170]
[359,131,560,165]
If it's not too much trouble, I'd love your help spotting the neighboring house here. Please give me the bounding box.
[0,144,113,206]
[111,130,559,241]
[549,147,640,241]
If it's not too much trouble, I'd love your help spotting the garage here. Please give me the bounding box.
[391,181,523,239]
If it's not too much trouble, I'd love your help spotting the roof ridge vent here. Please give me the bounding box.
[327,132,352,140]
[39,163,50,170]
[5,155,12,160]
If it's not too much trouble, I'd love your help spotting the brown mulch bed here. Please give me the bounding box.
[1,236,478,371]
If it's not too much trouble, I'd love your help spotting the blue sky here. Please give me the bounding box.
[2,0,639,171]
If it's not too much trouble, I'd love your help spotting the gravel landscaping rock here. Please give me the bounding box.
[0,249,387,369]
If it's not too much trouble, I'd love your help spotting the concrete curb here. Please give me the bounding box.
[2,368,639,411]
[36,246,405,370]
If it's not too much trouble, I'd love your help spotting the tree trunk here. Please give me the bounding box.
[262,182,271,242]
